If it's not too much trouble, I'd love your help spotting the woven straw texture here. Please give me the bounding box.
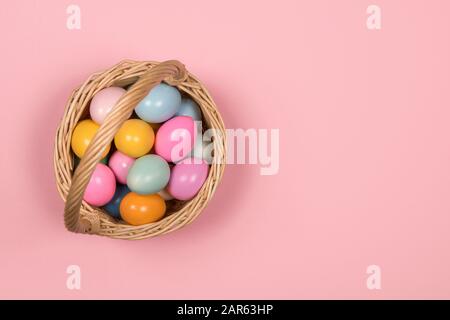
[54,60,226,240]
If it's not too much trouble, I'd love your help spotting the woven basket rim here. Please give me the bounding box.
[53,60,226,240]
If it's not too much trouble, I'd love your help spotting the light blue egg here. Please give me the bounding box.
[176,98,202,121]
[127,154,170,194]
[103,184,130,218]
[135,83,181,123]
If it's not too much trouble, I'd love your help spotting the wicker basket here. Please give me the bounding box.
[54,60,226,240]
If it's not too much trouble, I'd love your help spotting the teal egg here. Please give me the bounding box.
[176,98,202,121]
[135,83,181,123]
[127,154,170,194]
[103,184,130,218]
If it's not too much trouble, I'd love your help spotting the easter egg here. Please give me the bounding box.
[167,158,209,200]
[83,163,116,206]
[135,83,181,123]
[120,192,166,225]
[155,116,195,162]
[114,119,154,158]
[108,151,135,184]
[176,98,202,121]
[103,184,130,218]
[127,154,170,195]
[71,119,111,158]
[90,87,126,125]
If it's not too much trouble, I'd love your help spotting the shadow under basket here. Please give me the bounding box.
[54,60,226,240]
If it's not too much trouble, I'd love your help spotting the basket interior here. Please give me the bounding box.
[71,78,210,225]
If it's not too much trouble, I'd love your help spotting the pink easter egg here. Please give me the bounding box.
[83,163,116,206]
[155,116,195,162]
[167,158,209,200]
[89,87,126,125]
[108,151,135,184]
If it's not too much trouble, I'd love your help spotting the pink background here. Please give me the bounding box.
[1,0,450,299]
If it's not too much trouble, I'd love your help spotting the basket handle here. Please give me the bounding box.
[64,60,188,234]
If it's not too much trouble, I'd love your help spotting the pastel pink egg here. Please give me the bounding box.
[83,163,116,206]
[155,116,195,162]
[167,158,209,200]
[108,151,135,184]
[89,87,126,125]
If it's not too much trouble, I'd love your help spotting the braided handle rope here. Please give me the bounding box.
[64,60,188,234]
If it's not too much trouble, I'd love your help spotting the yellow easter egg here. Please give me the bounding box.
[114,119,154,158]
[71,119,111,158]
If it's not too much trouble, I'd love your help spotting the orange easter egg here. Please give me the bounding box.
[119,192,166,225]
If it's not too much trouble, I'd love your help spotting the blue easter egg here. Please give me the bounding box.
[103,184,130,218]
[176,98,202,121]
[135,83,181,123]
[127,154,170,194]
